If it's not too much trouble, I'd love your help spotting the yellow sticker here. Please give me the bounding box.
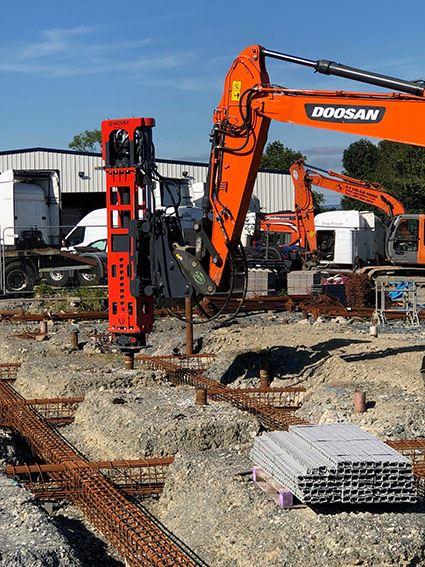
[231,80,242,101]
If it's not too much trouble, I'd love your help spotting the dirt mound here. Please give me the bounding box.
[64,385,259,460]
[154,448,425,567]
[0,474,82,566]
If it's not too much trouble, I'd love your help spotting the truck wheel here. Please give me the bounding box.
[76,269,101,286]
[45,270,71,288]
[5,262,35,293]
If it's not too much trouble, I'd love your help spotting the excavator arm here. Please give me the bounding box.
[290,160,405,219]
[279,159,407,256]
[204,45,425,287]
[103,44,425,349]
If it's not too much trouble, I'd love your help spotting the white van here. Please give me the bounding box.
[63,208,107,252]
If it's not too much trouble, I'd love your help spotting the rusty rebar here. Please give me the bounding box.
[6,457,174,499]
[0,380,201,566]
[185,296,194,356]
[137,354,307,431]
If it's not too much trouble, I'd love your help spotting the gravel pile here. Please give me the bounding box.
[297,383,425,438]
[0,474,82,566]
[64,385,259,460]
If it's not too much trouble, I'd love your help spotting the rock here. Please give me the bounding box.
[0,474,82,566]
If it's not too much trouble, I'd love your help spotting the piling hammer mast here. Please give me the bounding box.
[101,118,156,349]
[103,45,425,348]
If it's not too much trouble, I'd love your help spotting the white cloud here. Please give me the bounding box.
[0,26,187,78]
[19,26,95,60]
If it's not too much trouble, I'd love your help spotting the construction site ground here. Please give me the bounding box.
[0,301,424,566]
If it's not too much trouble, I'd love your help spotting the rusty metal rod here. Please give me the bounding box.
[0,380,201,566]
[185,296,194,356]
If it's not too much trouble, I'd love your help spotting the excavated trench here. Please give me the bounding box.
[0,308,423,566]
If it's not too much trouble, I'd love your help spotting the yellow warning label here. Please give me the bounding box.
[231,80,242,101]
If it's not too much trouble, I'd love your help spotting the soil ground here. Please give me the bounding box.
[0,303,423,565]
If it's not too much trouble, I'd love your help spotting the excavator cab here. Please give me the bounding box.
[386,214,425,265]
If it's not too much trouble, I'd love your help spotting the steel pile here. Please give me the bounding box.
[251,424,417,504]
[136,354,307,430]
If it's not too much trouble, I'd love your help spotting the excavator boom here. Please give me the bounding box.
[205,45,425,287]
[277,160,407,256]
[103,44,425,348]
[290,160,405,219]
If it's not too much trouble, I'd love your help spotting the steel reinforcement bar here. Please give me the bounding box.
[136,355,307,430]
[137,355,425,491]
[387,440,425,497]
[6,457,174,499]
[0,380,202,566]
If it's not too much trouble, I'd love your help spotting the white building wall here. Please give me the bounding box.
[0,149,294,213]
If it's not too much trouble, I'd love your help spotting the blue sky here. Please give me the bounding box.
[1,0,425,205]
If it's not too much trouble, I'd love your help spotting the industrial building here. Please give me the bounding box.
[0,147,294,226]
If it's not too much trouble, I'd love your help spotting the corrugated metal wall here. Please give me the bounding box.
[0,149,294,212]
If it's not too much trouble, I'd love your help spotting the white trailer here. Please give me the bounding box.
[0,169,98,293]
[0,169,60,247]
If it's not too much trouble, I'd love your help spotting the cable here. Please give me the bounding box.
[161,239,249,325]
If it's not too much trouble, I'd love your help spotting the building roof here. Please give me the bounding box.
[0,147,289,175]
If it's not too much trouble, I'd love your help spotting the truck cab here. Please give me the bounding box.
[315,210,385,267]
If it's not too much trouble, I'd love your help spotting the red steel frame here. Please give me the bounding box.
[101,118,155,347]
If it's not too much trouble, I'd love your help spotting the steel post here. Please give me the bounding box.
[195,388,207,406]
[185,296,194,356]
[70,330,79,350]
[124,352,135,371]
[354,390,367,413]
[39,320,48,336]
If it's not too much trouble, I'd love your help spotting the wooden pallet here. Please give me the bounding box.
[253,466,303,508]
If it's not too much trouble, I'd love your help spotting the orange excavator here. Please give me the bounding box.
[102,44,425,348]
[258,159,406,255]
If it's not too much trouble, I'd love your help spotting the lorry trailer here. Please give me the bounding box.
[0,169,100,293]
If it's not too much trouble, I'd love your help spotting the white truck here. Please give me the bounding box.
[63,176,204,252]
[242,207,386,272]
[315,210,386,267]
[46,176,204,288]
[0,169,99,293]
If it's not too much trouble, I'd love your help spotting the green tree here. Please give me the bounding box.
[261,141,325,212]
[342,139,379,180]
[341,138,425,214]
[374,141,425,213]
[341,139,380,211]
[261,140,304,172]
[69,129,101,152]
